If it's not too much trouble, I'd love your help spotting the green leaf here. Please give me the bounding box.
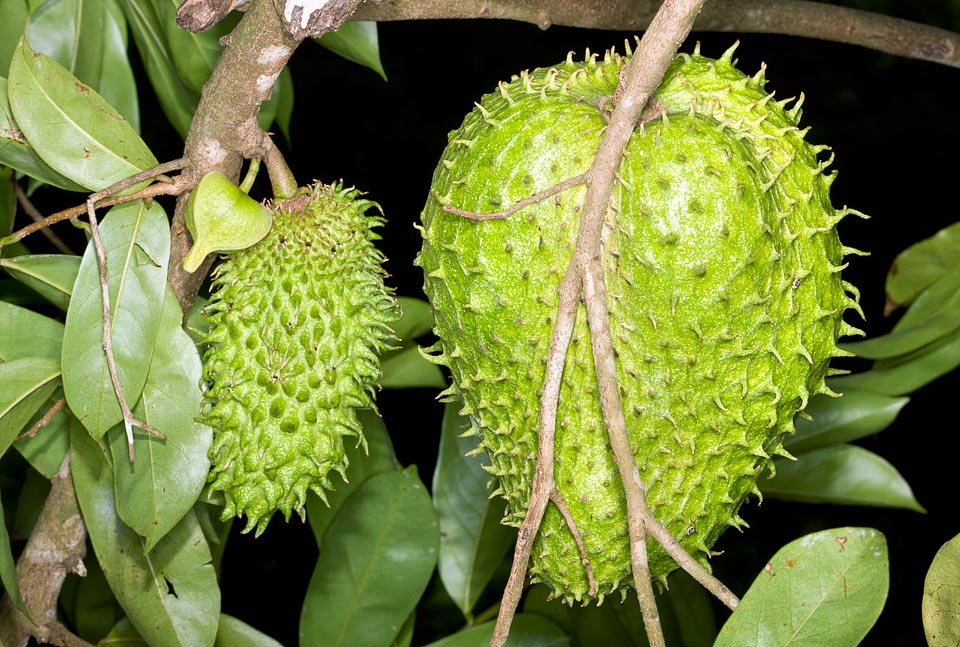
[0,253,81,310]
[786,390,909,454]
[71,423,220,647]
[391,613,415,647]
[299,467,439,647]
[193,499,231,578]
[184,295,209,347]
[149,0,232,94]
[304,409,400,546]
[98,0,140,132]
[829,326,960,396]
[273,66,294,146]
[12,459,51,537]
[714,527,888,647]
[763,444,925,512]
[61,201,169,439]
[433,402,515,617]
[923,531,960,647]
[0,77,89,191]
[108,287,212,551]
[215,614,283,647]
[7,39,157,190]
[120,0,198,138]
[0,356,60,455]
[14,390,69,477]
[395,297,434,342]
[0,0,28,73]
[381,345,447,389]
[315,21,386,80]
[61,551,123,644]
[886,220,960,307]
[421,614,569,647]
[97,617,147,646]
[0,300,64,360]
[844,268,960,359]
[0,483,26,614]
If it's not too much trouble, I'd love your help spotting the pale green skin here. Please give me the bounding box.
[419,49,863,602]
[203,184,398,535]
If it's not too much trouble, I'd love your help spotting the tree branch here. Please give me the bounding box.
[354,0,960,68]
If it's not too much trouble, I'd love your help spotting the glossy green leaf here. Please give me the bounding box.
[71,423,220,647]
[120,0,198,138]
[887,220,960,307]
[0,0,28,72]
[434,402,515,617]
[273,66,294,146]
[193,499,231,578]
[61,552,123,644]
[422,614,569,647]
[108,288,212,551]
[299,467,439,647]
[97,617,147,646]
[0,356,60,455]
[8,40,157,190]
[98,0,140,132]
[61,201,169,439]
[0,253,80,310]
[923,531,960,647]
[391,613,415,647]
[14,390,69,477]
[150,0,232,94]
[763,444,924,512]
[830,326,960,396]
[215,614,283,647]
[381,344,446,389]
[0,300,64,360]
[845,268,960,359]
[395,297,434,342]
[305,409,400,546]
[715,527,888,647]
[786,390,909,454]
[0,77,89,191]
[0,483,26,613]
[316,21,386,80]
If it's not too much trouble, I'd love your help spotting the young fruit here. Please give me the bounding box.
[418,45,864,602]
[203,182,398,534]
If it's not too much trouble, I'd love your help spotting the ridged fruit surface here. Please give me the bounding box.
[418,45,864,602]
[203,183,398,534]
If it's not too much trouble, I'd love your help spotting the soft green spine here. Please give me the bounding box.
[204,183,398,535]
[418,46,863,602]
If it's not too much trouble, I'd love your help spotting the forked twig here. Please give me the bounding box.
[549,489,598,597]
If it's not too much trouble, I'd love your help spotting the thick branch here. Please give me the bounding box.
[354,0,960,68]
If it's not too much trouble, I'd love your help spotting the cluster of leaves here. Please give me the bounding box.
[0,1,959,646]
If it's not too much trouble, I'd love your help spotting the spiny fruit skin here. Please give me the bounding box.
[418,45,864,603]
[203,182,398,535]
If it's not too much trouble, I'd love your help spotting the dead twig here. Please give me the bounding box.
[17,396,66,440]
[442,173,589,221]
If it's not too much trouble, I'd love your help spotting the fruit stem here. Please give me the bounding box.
[239,157,261,193]
[264,136,299,200]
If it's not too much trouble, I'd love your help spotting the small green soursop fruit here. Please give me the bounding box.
[203,182,398,534]
[418,45,864,602]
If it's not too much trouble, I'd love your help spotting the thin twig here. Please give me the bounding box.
[443,173,589,221]
[549,489,597,597]
[17,396,66,440]
[14,186,75,255]
[85,199,165,463]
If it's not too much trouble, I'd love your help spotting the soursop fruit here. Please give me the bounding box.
[202,182,398,534]
[418,44,864,602]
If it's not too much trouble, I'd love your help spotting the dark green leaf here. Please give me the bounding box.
[305,408,399,546]
[61,201,169,439]
[316,21,386,80]
[215,614,283,647]
[0,0,28,72]
[150,0,231,94]
[0,253,81,310]
[523,583,647,647]
[299,467,439,647]
[184,295,209,347]
[395,297,434,342]
[887,220,960,307]
[923,531,960,647]
[120,0,198,138]
[763,444,924,512]
[381,345,447,389]
[714,527,888,647]
[0,300,64,360]
[433,402,515,617]
[7,40,157,190]
[0,77,89,191]
[274,66,294,146]
[61,548,123,644]
[98,0,140,132]
[14,390,69,477]
[0,483,26,613]
[660,569,717,647]
[71,423,220,647]
[391,613,415,647]
[786,390,909,454]
[97,617,147,646]
[193,499,232,578]
[12,465,51,537]
[0,356,60,455]
[108,287,212,551]
[421,614,569,647]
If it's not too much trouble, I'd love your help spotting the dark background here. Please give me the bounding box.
[70,6,960,646]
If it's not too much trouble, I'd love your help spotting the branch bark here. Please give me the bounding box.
[354,0,960,68]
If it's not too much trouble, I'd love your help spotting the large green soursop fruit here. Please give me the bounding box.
[418,46,864,602]
[203,183,398,534]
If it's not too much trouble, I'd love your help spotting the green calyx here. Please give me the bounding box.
[183,171,274,273]
[418,44,865,603]
[202,182,399,534]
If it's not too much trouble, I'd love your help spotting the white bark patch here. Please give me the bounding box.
[197,138,228,165]
[283,0,333,29]
[257,71,281,94]
[258,44,292,65]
